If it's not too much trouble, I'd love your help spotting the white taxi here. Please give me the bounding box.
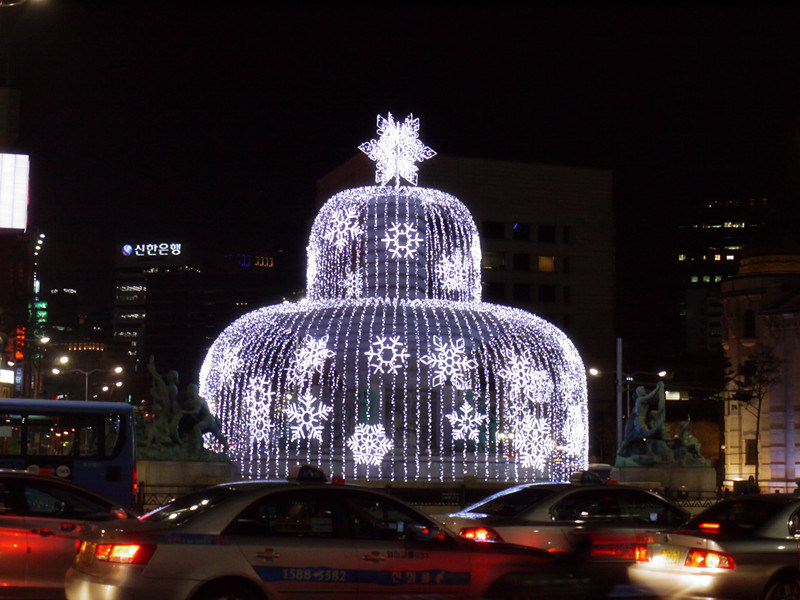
[65,480,589,600]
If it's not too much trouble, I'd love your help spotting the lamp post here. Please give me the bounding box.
[52,365,123,401]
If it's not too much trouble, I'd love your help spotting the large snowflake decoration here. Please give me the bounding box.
[217,343,244,383]
[359,112,436,187]
[421,336,476,389]
[243,376,275,445]
[381,222,423,259]
[290,335,333,386]
[347,423,393,466]
[341,269,364,299]
[285,392,333,442]
[514,414,553,471]
[447,401,489,442]
[324,205,363,249]
[499,351,553,405]
[435,251,470,292]
[364,336,409,375]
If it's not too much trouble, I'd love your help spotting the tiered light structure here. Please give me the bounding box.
[200,113,588,481]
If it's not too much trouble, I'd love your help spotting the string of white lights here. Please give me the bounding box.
[200,114,588,482]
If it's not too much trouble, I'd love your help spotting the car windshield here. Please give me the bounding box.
[465,486,557,517]
[686,499,783,533]
[140,486,242,524]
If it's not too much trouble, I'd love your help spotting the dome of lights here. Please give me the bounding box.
[200,113,588,482]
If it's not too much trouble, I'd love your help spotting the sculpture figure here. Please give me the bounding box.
[137,358,230,462]
[615,381,710,468]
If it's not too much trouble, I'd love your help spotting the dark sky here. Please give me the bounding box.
[4,1,800,298]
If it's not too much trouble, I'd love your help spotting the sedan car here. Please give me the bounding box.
[433,481,689,589]
[0,470,135,599]
[434,481,689,552]
[629,493,800,599]
[65,479,591,600]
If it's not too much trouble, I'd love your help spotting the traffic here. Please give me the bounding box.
[1,463,785,600]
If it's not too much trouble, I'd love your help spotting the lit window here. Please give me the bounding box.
[691,276,699,283]
[678,254,686,261]
[538,256,555,273]
[727,255,735,261]
[714,255,721,261]
[703,276,711,283]
[715,276,722,282]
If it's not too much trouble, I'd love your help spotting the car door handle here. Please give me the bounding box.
[61,523,81,533]
[31,528,55,537]
[363,552,387,562]
[256,549,281,560]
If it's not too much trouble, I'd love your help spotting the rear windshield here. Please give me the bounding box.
[465,487,557,517]
[140,486,242,524]
[686,499,783,533]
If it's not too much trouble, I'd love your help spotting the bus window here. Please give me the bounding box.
[0,415,22,455]
[104,415,121,457]
[26,414,100,458]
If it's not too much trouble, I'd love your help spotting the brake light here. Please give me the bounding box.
[698,522,720,531]
[587,533,649,560]
[634,545,648,562]
[459,526,503,542]
[95,543,156,565]
[685,548,735,570]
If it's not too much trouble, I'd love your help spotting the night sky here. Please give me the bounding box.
[4,1,800,309]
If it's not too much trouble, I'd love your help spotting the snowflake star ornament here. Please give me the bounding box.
[285,392,333,442]
[359,113,436,187]
[514,414,553,471]
[365,336,409,375]
[290,334,333,386]
[447,401,489,442]
[421,336,476,389]
[347,423,393,465]
[381,222,423,259]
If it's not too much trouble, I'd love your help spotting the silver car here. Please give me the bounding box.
[0,470,134,599]
[65,480,590,600]
[629,494,800,599]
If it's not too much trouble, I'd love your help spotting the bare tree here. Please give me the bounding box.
[728,343,782,484]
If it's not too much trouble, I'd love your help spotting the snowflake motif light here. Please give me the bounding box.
[341,270,364,299]
[285,392,333,442]
[514,414,553,471]
[290,335,333,386]
[421,337,476,389]
[447,401,489,442]
[382,222,423,259]
[436,251,470,292]
[359,112,436,187]
[365,336,409,375]
[347,423,394,466]
[200,113,588,483]
[325,206,363,249]
[217,343,244,383]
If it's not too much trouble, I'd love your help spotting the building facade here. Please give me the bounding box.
[721,252,800,492]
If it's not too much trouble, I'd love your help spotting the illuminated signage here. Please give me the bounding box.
[0,153,29,230]
[122,243,182,257]
[0,369,13,385]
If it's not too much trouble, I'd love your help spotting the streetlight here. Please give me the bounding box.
[52,365,124,401]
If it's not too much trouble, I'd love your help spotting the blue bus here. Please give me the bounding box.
[0,399,137,507]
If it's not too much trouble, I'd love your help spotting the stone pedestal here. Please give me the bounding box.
[137,461,240,509]
[611,466,716,497]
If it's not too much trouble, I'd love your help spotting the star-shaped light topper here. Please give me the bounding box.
[359,113,436,188]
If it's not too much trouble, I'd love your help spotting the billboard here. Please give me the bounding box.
[0,153,29,231]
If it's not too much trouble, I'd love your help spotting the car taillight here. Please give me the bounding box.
[459,526,503,542]
[95,543,156,565]
[634,545,648,562]
[685,548,735,570]
[587,533,649,560]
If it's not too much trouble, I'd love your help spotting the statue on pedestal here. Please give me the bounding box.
[615,381,710,468]
[136,357,230,462]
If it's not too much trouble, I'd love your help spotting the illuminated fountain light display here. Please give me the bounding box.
[200,113,588,481]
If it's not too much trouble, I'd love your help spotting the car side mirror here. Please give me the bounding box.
[111,508,129,520]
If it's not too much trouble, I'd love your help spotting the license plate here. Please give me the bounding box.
[654,547,681,566]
